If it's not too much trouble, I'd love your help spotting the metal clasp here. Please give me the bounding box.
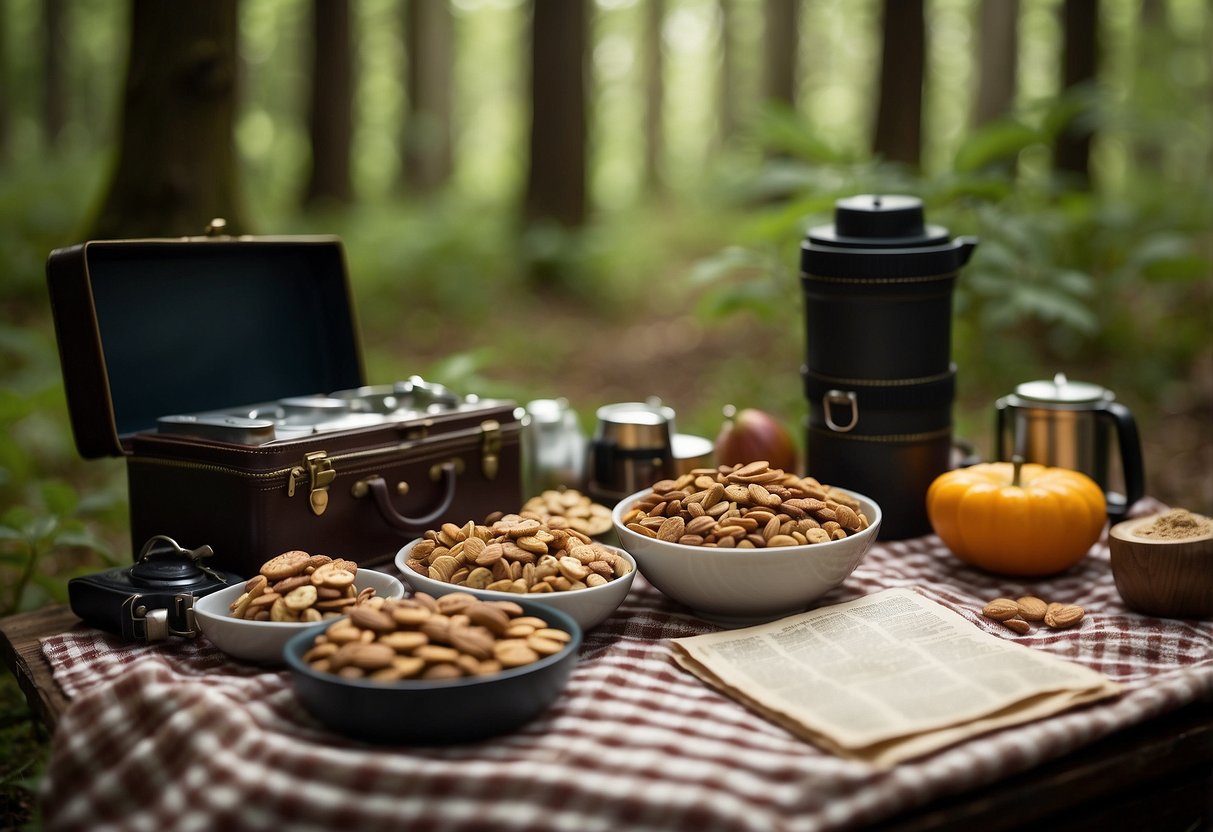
[822,390,859,433]
[124,594,200,642]
[480,419,501,479]
[289,450,336,515]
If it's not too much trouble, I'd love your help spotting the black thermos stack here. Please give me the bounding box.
[800,195,977,539]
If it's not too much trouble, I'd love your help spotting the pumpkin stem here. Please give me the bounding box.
[1011,455,1024,487]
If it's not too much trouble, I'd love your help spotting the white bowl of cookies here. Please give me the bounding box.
[193,550,404,665]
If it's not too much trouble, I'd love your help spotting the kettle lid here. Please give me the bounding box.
[1014,373,1112,404]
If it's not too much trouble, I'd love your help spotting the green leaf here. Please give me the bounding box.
[688,247,766,287]
[953,120,1042,174]
[40,479,80,516]
[693,281,781,323]
[52,529,105,550]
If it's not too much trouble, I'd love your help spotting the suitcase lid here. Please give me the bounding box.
[47,229,365,458]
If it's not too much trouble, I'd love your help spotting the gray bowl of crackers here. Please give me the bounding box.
[193,551,404,665]
[283,592,582,744]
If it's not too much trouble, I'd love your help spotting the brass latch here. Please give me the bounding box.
[480,419,501,480]
[288,450,336,516]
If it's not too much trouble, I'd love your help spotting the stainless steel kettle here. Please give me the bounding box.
[995,373,1145,521]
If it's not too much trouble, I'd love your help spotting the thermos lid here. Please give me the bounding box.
[808,195,951,249]
[1013,373,1113,405]
[801,194,977,278]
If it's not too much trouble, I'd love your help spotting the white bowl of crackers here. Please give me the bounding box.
[395,515,637,631]
[193,550,404,665]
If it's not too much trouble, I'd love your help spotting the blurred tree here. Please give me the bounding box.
[90,0,246,238]
[42,0,66,150]
[762,0,798,109]
[717,0,737,144]
[872,0,924,168]
[643,0,666,196]
[523,0,587,229]
[303,0,354,209]
[0,0,8,162]
[1132,0,1165,173]
[1054,0,1098,187]
[973,0,1018,127]
[403,0,453,193]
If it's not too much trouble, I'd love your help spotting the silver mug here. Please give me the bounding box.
[586,401,676,504]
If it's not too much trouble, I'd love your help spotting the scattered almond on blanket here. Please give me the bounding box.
[979,594,1084,635]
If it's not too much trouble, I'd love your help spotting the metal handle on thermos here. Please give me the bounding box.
[1096,400,1145,521]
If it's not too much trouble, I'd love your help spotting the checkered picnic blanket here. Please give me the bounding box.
[38,500,1213,832]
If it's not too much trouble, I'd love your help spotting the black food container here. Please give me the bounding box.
[800,195,976,539]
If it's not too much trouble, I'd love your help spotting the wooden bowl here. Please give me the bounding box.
[1109,512,1213,619]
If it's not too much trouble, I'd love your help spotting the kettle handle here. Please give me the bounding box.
[1096,400,1146,521]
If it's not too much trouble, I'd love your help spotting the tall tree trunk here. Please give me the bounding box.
[643,0,665,195]
[90,0,246,239]
[1054,0,1099,187]
[42,0,66,150]
[762,0,798,109]
[523,0,587,229]
[1132,0,1164,173]
[717,0,737,144]
[972,0,1019,127]
[303,0,354,209]
[872,0,924,168]
[0,0,9,163]
[403,0,454,194]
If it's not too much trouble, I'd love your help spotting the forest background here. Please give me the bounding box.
[0,0,1210,821]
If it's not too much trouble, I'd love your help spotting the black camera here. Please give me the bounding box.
[68,535,243,642]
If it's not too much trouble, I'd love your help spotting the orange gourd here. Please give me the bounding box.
[926,460,1107,576]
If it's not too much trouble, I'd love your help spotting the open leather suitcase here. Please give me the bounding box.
[46,228,522,577]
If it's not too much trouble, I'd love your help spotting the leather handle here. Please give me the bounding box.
[354,461,459,531]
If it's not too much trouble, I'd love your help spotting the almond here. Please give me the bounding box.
[1001,618,1031,634]
[1044,604,1085,629]
[982,598,1020,621]
[1016,596,1048,622]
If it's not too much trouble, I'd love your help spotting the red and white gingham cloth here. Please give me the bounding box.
[39,502,1213,832]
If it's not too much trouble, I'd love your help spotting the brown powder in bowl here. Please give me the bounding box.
[1133,509,1213,541]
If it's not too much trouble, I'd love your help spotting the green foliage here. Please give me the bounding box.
[686,100,1211,465]
[0,383,123,617]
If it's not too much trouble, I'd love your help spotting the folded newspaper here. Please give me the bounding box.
[669,588,1121,767]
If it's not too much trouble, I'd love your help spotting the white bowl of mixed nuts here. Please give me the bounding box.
[611,461,881,625]
[394,517,638,631]
[193,552,404,665]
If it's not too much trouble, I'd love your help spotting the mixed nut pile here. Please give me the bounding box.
[980,595,1085,634]
[301,591,573,681]
[519,489,613,538]
[401,517,632,593]
[622,461,871,548]
[229,550,378,622]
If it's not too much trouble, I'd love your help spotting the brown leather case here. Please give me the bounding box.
[46,231,521,576]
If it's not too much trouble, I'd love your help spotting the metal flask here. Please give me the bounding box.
[800,194,978,540]
[521,398,587,498]
[995,373,1146,521]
